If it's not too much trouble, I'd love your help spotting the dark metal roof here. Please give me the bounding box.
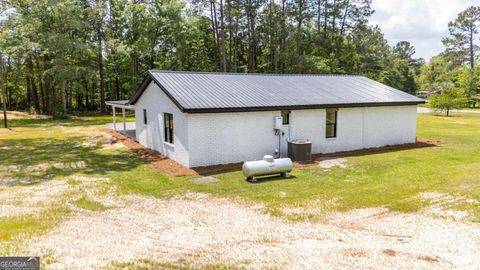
[129,70,425,113]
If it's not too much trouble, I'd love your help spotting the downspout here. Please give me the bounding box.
[278,131,281,158]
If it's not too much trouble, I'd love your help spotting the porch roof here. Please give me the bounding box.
[105,100,135,110]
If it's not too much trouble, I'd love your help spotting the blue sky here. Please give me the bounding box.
[370,0,478,61]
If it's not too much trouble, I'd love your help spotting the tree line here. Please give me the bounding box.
[0,0,423,116]
[419,6,480,114]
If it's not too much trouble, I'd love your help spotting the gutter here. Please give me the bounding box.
[182,101,426,114]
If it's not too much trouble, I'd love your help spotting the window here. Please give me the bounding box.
[143,109,147,125]
[164,113,174,144]
[281,111,290,125]
[326,110,337,138]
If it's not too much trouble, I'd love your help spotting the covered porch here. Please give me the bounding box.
[105,100,136,140]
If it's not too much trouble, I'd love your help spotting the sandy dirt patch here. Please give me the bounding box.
[0,162,87,175]
[0,175,112,217]
[52,161,87,170]
[66,175,119,208]
[101,142,125,150]
[418,192,479,220]
[67,175,110,183]
[5,111,50,119]
[0,160,87,175]
[192,176,220,184]
[317,157,348,170]
[0,177,51,186]
[28,193,480,270]
[81,133,117,148]
[0,180,69,217]
[281,197,340,217]
[0,165,20,173]
[22,161,87,173]
[25,163,51,173]
[326,207,480,266]
[56,126,125,150]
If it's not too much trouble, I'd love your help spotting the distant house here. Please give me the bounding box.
[108,70,424,168]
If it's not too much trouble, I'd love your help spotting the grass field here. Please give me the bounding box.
[419,102,480,111]
[0,112,479,261]
[107,113,480,221]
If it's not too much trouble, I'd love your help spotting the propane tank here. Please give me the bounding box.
[242,155,293,182]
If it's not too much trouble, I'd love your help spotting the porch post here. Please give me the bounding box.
[113,106,117,130]
[122,108,126,132]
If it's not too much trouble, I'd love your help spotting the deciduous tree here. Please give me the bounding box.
[430,85,468,116]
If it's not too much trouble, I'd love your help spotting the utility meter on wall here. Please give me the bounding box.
[274,116,282,130]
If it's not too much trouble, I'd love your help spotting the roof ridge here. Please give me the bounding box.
[149,69,363,77]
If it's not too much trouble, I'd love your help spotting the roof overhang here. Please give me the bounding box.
[181,101,425,113]
[129,72,188,112]
[105,100,135,110]
[128,75,153,105]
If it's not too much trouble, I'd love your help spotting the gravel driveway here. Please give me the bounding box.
[28,193,480,269]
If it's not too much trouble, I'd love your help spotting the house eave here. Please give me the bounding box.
[182,101,425,113]
[128,72,187,112]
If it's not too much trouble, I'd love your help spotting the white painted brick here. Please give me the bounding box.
[134,81,418,168]
[134,82,190,167]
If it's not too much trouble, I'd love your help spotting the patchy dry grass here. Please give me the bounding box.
[0,115,137,253]
[0,208,67,242]
[0,207,70,256]
[106,259,241,270]
[383,249,396,257]
[418,192,479,220]
[316,157,348,170]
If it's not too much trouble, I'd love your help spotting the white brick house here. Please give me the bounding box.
[113,70,424,168]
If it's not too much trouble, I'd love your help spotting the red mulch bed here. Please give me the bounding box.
[312,137,445,159]
[104,128,198,177]
[192,162,243,175]
[293,137,445,168]
[104,130,446,176]
[194,138,445,173]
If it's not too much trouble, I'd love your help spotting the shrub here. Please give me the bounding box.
[430,87,468,116]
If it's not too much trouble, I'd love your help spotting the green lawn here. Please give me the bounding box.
[109,113,480,220]
[0,112,479,248]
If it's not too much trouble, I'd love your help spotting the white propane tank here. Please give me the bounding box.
[242,155,293,181]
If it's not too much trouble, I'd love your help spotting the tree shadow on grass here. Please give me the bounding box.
[7,116,133,128]
[0,136,142,187]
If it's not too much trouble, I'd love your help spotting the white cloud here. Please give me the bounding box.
[370,0,478,61]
